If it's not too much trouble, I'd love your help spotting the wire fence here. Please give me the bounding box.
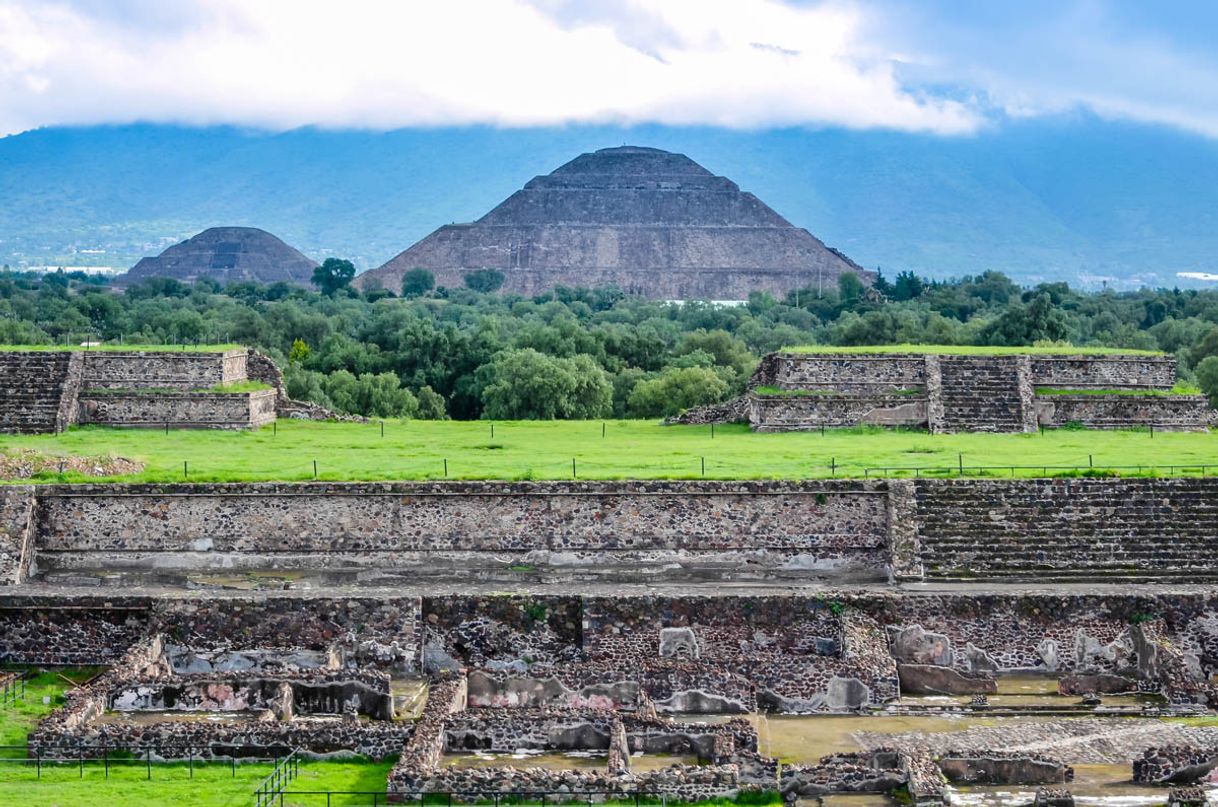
[99,454,1218,483]
[0,743,291,780]
[0,672,25,706]
[262,789,670,807]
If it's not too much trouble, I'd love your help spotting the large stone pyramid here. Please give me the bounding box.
[360,146,869,299]
[124,227,318,286]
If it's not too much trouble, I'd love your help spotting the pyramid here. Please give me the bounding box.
[124,227,318,286]
[359,146,869,299]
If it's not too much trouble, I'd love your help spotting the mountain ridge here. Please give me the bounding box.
[2,118,1217,288]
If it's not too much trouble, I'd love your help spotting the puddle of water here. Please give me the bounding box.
[897,675,1162,709]
[443,753,697,772]
[811,795,894,807]
[97,710,371,725]
[391,678,429,720]
[96,710,266,725]
[753,714,1023,764]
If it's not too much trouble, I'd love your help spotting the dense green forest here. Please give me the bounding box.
[3,268,1218,419]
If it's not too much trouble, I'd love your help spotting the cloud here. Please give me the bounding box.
[866,0,1218,138]
[0,0,980,136]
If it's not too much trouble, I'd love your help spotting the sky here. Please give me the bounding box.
[0,0,1214,139]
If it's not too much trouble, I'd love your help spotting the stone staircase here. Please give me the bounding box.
[0,353,78,434]
[936,356,1032,433]
[915,479,1218,580]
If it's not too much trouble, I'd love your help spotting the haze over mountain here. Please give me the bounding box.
[2,117,1217,289]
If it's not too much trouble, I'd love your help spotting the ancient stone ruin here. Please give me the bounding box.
[123,226,318,286]
[681,350,1216,432]
[4,473,1218,802]
[0,347,342,434]
[358,146,870,300]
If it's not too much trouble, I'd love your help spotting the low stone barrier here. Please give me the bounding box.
[779,749,904,799]
[1133,746,1218,784]
[937,752,1073,785]
[77,389,276,429]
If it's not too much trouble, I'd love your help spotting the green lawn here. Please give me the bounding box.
[1,420,1216,482]
[0,671,72,750]
[0,667,392,806]
[0,756,393,807]
[0,344,240,353]
[779,343,1165,356]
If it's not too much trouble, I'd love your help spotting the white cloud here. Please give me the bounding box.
[865,0,1218,139]
[0,0,980,136]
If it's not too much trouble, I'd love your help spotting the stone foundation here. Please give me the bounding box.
[691,351,1213,433]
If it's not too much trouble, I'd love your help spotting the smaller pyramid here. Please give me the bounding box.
[124,227,318,286]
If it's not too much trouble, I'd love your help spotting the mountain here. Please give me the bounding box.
[125,226,317,286]
[1,118,1217,288]
[359,145,869,299]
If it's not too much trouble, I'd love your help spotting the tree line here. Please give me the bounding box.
[4,265,1218,419]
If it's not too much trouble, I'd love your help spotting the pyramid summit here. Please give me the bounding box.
[124,226,318,286]
[359,146,869,299]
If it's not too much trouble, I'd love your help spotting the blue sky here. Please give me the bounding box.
[0,0,1214,138]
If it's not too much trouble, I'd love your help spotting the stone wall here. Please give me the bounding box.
[873,593,1187,678]
[749,394,927,431]
[0,348,290,433]
[733,352,1205,433]
[151,596,423,673]
[1030,356,1177,390]
[0,594,151,664]
[1034,395,1215,430]
[77,389,277,429]
[79,349,247,390]
[31,481,893,583]
[584,596,843,662]
[21,476,1218,588]
[0,487,34,585]
[8,589,1218,706]
[753,353,928,393]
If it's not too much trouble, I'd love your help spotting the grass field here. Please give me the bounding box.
[0,667,392,807]
[0,344,240,353]
[0,758,394,807]
[779,343,1165,356]
[0,420,1215,482]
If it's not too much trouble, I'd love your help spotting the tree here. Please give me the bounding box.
[415,385,448,419]
[476,348,611,419]
[322,370,419,417]
[288,338,310,366]
[893,271,924,301]
[980,292,1068,346]
[312,258,356,296]
[627,366,730,418]
[837,272,864,307]
[464,269,506,294]
[1197,356,1218,408]
[401,268,435,298]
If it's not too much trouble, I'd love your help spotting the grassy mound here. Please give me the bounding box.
[779,344,1165,356]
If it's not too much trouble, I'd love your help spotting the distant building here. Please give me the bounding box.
[122,227,318,286]
[358,146,870,300]
[26,265,122,276]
